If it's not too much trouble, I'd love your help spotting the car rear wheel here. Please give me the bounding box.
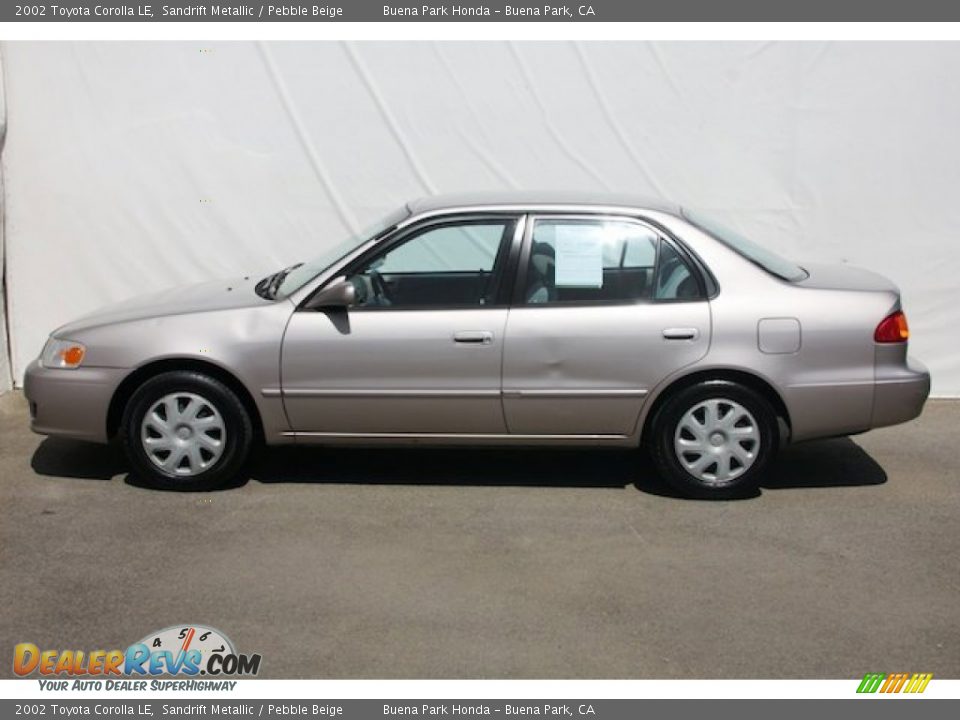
[121,371,253,490]
[649,380,778,499]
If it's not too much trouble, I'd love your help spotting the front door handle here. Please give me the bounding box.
[453,331,494,345]
[662,327,700,341]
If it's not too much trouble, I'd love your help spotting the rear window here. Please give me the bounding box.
[683,208,808,282]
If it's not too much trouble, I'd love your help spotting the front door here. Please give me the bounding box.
[502,215,711,436]
[281,215,520,435]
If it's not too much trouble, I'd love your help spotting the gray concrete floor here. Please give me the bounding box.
[0,390,957,679]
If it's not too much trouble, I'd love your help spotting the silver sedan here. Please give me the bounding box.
[24,192,930,497]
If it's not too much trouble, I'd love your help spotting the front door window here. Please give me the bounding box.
[346,220,516,308]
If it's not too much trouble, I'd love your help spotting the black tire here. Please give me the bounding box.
[649,380,779,499]
[121,371,253,491]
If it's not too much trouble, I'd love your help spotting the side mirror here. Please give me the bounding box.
[304,278,356,310]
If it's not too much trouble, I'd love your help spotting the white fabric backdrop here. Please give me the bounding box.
[0,54,9,394]
[2,41,959,394]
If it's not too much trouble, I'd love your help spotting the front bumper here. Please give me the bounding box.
[23,359,128,443]
[871,356,931,429]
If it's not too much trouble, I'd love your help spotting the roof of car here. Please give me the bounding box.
[406,191,681,216]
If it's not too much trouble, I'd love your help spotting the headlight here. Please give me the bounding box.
[41,338,87,369]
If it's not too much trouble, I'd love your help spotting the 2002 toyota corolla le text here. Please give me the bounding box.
[24,193,930,497]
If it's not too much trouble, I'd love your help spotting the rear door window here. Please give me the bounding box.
[520,217,704,304]
[522,218,659,305]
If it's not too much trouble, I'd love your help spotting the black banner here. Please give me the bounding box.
[5,0,960,22]
[1,700,959,720]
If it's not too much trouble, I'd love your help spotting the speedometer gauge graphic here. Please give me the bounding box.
[137,624,235,669]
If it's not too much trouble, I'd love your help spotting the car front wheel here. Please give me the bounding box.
[121,371,253,490]
[649,380,778,499]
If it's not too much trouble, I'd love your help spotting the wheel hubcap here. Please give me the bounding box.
[674,398,760,486]
[140,392,226,477]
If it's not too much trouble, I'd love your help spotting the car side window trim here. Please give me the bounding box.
[298,213,525,312]
[512,213,707,308]
[639,215,718,299]
[494,214,528,307]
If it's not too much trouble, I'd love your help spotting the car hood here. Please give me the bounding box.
[795,262,899,294]
[54,276,277,337]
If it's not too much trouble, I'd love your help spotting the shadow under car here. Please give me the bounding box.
[30,436,887,499]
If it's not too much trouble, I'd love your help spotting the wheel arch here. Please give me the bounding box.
[639,367,792,445]
[106,358,265,443]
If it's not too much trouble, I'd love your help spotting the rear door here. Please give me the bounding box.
[501,215,711,436]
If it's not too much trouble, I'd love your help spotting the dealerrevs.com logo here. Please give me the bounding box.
[14,625,261,685]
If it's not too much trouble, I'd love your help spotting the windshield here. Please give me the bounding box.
[683,208,808,282]
[274,206,410,297]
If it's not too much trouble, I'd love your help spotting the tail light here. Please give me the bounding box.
[875,310,909,343]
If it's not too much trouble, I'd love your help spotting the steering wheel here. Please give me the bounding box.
[369,270,392,306]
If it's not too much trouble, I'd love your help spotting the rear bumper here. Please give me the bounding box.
[23,359,127,443]
[871,357,931,430]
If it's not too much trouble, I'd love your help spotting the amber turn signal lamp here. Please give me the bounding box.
[60,345,86,367]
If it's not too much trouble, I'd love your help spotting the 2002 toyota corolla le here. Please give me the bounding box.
[25,192,930,497]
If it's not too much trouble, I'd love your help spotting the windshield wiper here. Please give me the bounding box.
[262,263,303,299]
[254,274,276,299]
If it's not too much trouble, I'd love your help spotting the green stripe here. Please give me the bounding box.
[857,673,886,693]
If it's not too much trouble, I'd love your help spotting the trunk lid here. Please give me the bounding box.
[795,262,900,294]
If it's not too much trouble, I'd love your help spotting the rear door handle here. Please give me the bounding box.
[662,327,699,341]
[453,331,494,345]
